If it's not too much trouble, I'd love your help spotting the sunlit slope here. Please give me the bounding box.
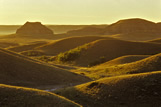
[0,84,81,107]
[36,36,114,56]
[55,71,161,107]
[87,53,161,79]
[56,39,161,67]
[146,38,161,43]
[0,42,19,48]
[104,18,161,41]
[7,41,47,52]
[0,48,90,87]
[97,55,149,67]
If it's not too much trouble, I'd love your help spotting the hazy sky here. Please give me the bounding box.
[0,0,161,25]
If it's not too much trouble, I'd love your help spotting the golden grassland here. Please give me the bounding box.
[7,41,47,52]
[35,36,113,56]
[0,84,81,107]
[0,48,91,87]
[55,38,161,67]
[72,53,161,79]
[54,71,161,107]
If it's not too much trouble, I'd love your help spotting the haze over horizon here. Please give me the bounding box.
[0,0,161,25]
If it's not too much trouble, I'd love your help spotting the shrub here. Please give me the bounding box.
[56,48,82,62]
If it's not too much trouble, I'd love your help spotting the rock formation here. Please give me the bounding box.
[16,22,54,36]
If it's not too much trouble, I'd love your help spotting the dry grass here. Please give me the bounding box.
[55,71,161,107]
[7,41,47,52]
[0,84,81,107]
[97,55,149,67]
[84,53,161,79]
[56,39,161,67]
[36,36,113,56]
[0,48,91,87]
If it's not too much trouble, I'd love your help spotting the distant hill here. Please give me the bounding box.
[103,18,161,41]
[105,18,159,34]
[0,84,81,107]
[56,39,161,67]
[0,48,90,87]
[65,27,104,36]
[16,22,54,37]
[0,42,19,48]
[8,41,47,52]
[61,18,161,41]
[55,71,161,107]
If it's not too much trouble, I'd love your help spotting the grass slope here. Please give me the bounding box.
[104,18,161,41]
[55,71,161,107]
[86,53,161,79]
[146,38,161,43]
[0,84,81,107]
[7,41,47,52]
[0,48,90,87]
[98,55,149,67]
[56,39,161,67]
[36,36,114,56]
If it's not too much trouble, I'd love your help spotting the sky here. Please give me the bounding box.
[0,0,161,25]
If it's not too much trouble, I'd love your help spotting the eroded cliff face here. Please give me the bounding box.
[16,22,54,36]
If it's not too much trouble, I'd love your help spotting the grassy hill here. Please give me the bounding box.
[0,42,19,48]
[103,18,161,41]
[146,38,161,43]
[83,53,161,79]
[7,41,47,52]
[35,36,114,56]
[0,84,81,107]
[65,27,104,36]
[97,55,149,67]
[0,48,90,87]
[56,39,161,67]
[55,71,161,107]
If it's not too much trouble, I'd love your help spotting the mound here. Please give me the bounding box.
[8,41,47,52]
[87,53,161,79]
[56,39,161,67]
[16,22,54,36]
[0,42,19,48]
[0,84,81,107]
[98,55,149,67]
[55,71,161,107]
[36,36,113,56]
[0,48,90,87]
[105,18,158,34]
[104,18,161,41]
[146,38,161,43]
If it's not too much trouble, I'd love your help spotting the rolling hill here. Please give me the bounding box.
[96,55,149,67]
[55,71,161,107]
[0,48,90,87]
[104,18,161,41]
[56,39,161,67]
[65,27,104,36]
[84,53,161,79]
[0,84,81,107]
[35,36,114,56]
[146,38,161,43]
[7,41,47,52]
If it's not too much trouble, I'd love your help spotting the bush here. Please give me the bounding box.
[56,48,81,62]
